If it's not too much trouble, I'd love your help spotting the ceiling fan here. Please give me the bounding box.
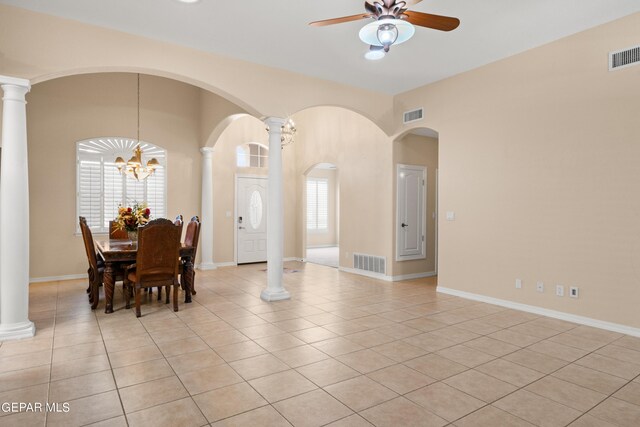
[310,0,460,59]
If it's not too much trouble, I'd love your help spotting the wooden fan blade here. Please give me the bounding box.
[309,14,372,27]
[403,11,460,31]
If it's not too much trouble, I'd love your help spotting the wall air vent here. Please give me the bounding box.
[609,45,640,71]
[353,253,386,275]
[403,108,424,124]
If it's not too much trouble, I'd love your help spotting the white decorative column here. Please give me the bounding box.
[199,147,216,270]
[261,117,290,302]
[0,76,35,340]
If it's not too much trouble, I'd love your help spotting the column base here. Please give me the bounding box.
[0,320,35,341]
[260,287,291,302]
[198,262,217,271]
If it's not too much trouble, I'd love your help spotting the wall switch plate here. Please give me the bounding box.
[569,287,579,298]
[515,279,522,289]
[536,281,544,293]
[446,211,456,221]
[555,285,565,297]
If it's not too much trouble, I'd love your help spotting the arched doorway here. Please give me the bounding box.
[304,163,339,268]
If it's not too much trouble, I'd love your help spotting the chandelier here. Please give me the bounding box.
[114,74,159,181]
[280,118,297,147]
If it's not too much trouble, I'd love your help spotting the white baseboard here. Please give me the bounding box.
[215,262,237,268]
[437,286,640,338]
[339,266,392,281]
[30,274,86,284]
[339,267,436,283]
[284,257,304,262]
[391,271,437,282]
[307,245,338,249]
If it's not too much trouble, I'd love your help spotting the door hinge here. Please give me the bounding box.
[422,235,425,241]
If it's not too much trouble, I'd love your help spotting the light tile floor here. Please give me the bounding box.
[1,262,640,426]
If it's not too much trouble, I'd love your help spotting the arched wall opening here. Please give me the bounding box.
[290,105,394,272]
[391,126,440,280]
[303,163,340,268]
[25,72,249,280]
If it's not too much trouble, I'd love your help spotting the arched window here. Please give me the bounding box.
[76,137,167,232]
[236,143,268,168]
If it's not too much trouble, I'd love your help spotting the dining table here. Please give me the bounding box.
[95,238,196,314]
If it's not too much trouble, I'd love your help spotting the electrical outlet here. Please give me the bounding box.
[555,285,564,297]
[569,287,579,298]
[536,281,544,293]
[515,279,522,289]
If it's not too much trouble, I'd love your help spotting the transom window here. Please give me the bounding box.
[76,138,167,232]
[236,143,269,168]
[306,178,328,231]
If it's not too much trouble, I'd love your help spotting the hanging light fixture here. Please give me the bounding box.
[280,118,297,147]
[359,18,415,54]
[114,74,159,181]
[266,117,297,148]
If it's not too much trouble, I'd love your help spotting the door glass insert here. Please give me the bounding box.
[249,190,263,229]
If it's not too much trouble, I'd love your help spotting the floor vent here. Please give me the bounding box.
[403,108,424,124]
[609,45,640,71]
[353,253,386,275]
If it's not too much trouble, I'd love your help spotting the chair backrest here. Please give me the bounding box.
[184,216,201,258]
[109,220,128,240]
[135,218,181,283]
[79,216,99,271]
[174,214,183,227]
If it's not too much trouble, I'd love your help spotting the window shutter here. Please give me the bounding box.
[78,160,102,229]
[317,180,328,230]
[103,162,123,229]
[146,167,166,219]
[125,175,145,206]
[76,138,167,232]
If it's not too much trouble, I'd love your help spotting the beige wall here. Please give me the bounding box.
[27,73,207,278]
[306,168,339,248]
[394,13,640,327]
[392,134,438,276]
[292,107,393,269]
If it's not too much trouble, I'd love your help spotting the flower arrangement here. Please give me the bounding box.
[115,202,151,232]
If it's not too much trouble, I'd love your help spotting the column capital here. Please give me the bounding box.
[264,116,286,130]
[200,147,214,157]
[0,75,30,90]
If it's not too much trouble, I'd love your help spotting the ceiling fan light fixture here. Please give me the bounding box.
[377,23,398,52]
[359,18,415,49]
[365,46,386,60]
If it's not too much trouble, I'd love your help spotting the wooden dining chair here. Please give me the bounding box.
[124,218,182,317]
[151,215,184,301]
[79,216,103,309]
[180,216,201,295]
[109,220,128,240]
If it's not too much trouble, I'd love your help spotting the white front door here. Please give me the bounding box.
[396,164,426,261]
[237,177,268,264]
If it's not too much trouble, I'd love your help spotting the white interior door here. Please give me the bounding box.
[396,164,426,261]
[237,177,267,264]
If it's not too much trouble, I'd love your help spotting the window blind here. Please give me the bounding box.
[306,178,328,231]
[76,139,167,233]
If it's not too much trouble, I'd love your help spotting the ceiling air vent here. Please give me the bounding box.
[403,108,424,124]
[609,45,640,71]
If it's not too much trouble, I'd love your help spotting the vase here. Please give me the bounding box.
[127,230,138,242]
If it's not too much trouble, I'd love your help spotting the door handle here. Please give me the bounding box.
[238,226,245,230]
[401,223,408,228]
